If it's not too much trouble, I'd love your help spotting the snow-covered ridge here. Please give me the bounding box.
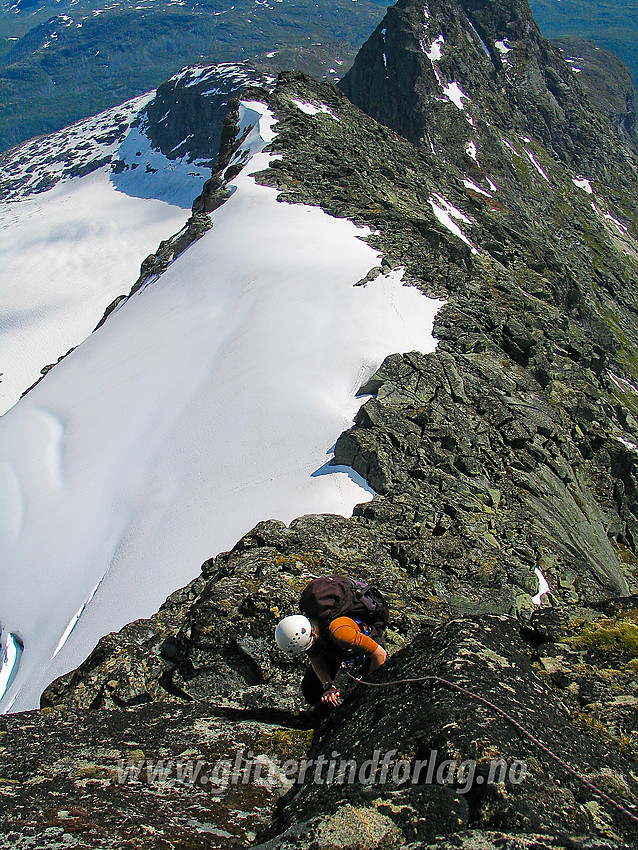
[1,61,256,205]
[0,98,444,712]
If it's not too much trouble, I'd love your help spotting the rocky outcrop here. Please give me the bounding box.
[41,517,435,712]
[144,64,267,168]
[19,346,77,400]
[258,611,638,847]
[336,349,632,600]
[530,595,638,757]
[9,601,638,848]
[0,698,312,849]
[94,208,217,332]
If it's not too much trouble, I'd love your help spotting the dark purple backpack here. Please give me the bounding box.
[299,575,389,639]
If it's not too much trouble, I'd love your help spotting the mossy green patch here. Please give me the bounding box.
[563,611,638,657]
[614,544,638,566]
[281,574,312,593]
[512,152,531,180]
[254,727,313,762]
[272,551,323,571]
[479,557,500,578]
[574,710,633,753]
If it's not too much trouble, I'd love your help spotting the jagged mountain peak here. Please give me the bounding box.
[339,0,637,187]
[144,63,271,166]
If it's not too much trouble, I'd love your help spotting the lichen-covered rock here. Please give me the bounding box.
[16,608,638,849]
[529,595,638,763]
[41,516,438,711]
[337,348,634,602]
[401,835,624,850]
[0,700,312,849]
[259,614,638,848]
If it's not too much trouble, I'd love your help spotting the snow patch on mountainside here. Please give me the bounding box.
[573,177,593,194]
[495,39,512,65]
[422,31,470,112]
[524,148,550,182]
[429,192,478,254]
[532,568,551,606]
[291,99,340,121]
[110,117,209,206]
[0,101,444,713]
[463,177,491,197]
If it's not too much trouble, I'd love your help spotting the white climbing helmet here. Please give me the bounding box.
[275,615,314,656]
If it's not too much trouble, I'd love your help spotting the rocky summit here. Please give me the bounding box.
[2,0,638,847]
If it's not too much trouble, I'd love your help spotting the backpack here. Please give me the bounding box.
[299,575,390,640]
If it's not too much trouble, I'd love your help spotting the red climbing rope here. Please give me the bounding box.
[346,671,638,827]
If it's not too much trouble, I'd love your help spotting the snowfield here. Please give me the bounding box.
[0,101,444,712]
[0,173,194,414]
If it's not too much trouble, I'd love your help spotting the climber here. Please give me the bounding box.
[274,575,389,708]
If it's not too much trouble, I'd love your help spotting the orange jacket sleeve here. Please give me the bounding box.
[328,617,379,655]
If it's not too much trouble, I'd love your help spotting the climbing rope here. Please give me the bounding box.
[346,671,638,827]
